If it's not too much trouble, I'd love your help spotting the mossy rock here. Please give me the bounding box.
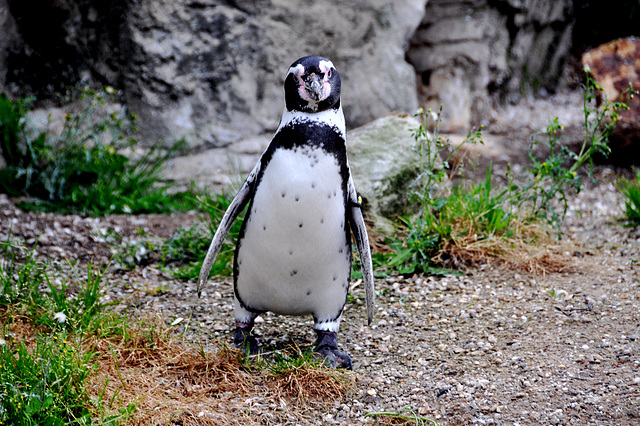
[347,112,447,231]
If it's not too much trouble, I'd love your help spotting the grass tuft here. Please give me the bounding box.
[0,330,95,425]
[375,69,637,276]
[264,346,355,403]
[617,170,640,226]
[366,405,441,425]
[0,88,198,216]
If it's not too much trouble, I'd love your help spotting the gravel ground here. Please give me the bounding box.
[1,166,639,425]
[1,90,639,424]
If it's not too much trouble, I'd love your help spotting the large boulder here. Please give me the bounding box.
[347,112,447,228]
[581,37,640,165]
[123,0,426,148]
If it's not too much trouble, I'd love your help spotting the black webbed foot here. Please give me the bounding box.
[234,322,260,355]
[314,329,352,370]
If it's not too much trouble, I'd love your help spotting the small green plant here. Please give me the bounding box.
[158,223,212,279]
[1,235,122,335]
[409,105,483,210]
[48,262,122,334]
[382,107,490,273]
[543,286,568,299]
[506,70,638,229]
[157,191,245,279]
[109,191,245,279]
[0,88,198,215]
[366,405,441,425]
[266,345,327,375]
[617,170,640,226]
[0,234,48,312]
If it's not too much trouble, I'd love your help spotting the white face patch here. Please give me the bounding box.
[318,59,334,74]
[277,104,346,140]
[287,63,305,80]
[287,63,306,96]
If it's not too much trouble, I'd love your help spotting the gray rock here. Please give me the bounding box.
[1,0,588,185]
[0,0,19,94]
[123,0,425,148]
[347,112,446,227]
[162,135,271,192]
[1,0,425,150]
[407,0,573,132]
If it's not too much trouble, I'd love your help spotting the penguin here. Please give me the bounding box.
[197,55,374,369]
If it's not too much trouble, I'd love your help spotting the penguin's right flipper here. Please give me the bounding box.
[196,161,260,297]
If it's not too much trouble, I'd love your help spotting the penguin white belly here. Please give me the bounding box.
[236,146,350,320]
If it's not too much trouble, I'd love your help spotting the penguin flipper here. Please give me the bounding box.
[347,177,375,325]
[196,162,259,297]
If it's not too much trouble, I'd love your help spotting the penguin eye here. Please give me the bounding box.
[327,69,332,78]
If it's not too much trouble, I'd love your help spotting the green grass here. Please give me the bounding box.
[112,191,246,281]
[1,232,354,423]
[617,171,640,226]
[0,88,198,216]
[0,237,136,424]
[0,235,122,335]
[183,191,246,277]
[0,235,48,313]
[0,333,95,425]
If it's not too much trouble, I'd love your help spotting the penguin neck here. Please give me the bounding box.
[277,105,346,140]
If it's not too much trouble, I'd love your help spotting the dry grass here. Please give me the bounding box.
[431,219,576,276]
[86,315,354,425]
[264,348,355,403]
[2,314,41,346]
[367,203,577,278]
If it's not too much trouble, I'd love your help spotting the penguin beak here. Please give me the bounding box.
[303,73,325,102]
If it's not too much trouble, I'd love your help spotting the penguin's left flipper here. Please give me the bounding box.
[196,161,261,297]
[347,177,375,325]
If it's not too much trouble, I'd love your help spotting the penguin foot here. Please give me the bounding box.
[234,323,260,355]
[314,330,352,370]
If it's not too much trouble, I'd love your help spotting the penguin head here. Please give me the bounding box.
[284,56,341,113]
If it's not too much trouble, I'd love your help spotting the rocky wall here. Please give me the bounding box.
[1,0,425,149]
[407,0,574,132]
[5,0,634,189]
